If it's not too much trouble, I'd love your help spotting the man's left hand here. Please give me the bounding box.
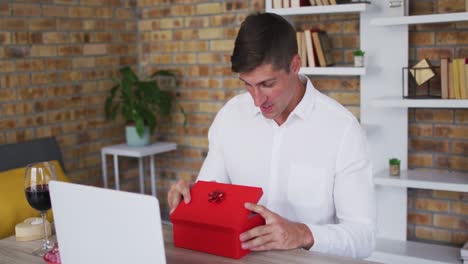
[240,202,314,251]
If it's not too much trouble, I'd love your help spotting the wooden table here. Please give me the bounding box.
[0,224,379,264]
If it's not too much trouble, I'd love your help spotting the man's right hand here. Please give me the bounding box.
[167,179,192,214]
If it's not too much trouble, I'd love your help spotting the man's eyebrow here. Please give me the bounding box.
[238,77,276,86]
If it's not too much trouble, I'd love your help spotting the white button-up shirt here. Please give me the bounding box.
[197,75,375,259]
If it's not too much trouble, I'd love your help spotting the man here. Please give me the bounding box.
[168,12,375,259]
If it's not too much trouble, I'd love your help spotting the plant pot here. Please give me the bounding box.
[389,164,400,176]
[125,126,150,147]
[354,56,364,67]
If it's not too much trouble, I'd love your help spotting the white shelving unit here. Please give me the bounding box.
[371,12,468,26]
[266,3,368,16]
[299,66,365,76]
[268,2,368,76]
[362,3,466,264]
[371,97,468,108]
[268,1,465,263]
[374,169,468,193]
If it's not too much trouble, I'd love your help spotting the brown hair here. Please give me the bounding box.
[231,12,298,73]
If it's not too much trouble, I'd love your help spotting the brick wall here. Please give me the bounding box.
[138,0,361,218]
[1,0,466,247]
[407,0,468,247]
[0,0,137,185]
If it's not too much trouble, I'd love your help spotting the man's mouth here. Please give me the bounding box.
[261,103,273,113]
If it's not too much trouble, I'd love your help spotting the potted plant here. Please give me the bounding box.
[105,66,179,147]
[389,158,401,176]
[353,49,365,67]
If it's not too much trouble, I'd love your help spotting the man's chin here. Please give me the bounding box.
[261,111,276,119]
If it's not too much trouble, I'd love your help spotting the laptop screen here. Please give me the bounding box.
[49,181,166,264]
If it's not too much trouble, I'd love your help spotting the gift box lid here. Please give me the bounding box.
[170,181,263,230]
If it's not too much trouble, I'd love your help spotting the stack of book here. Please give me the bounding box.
[296,29,334,67]
[440,58,468,99]
[462,241,468,264]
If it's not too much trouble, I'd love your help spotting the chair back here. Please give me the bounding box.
[0,137,64,172]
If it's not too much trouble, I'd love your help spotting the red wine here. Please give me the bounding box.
[25,184,51,212]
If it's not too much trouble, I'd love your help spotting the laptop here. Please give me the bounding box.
[49,181,166,264]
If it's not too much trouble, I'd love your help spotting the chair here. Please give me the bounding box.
[0,137,65,172]
[0,137,69,239]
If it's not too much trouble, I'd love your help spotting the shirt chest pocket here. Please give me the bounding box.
[287,164,330,208]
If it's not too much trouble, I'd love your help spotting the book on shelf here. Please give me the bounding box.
[272,0,282,8]
[449,61,455,99]
[440,57,449,99]
[453,58,461,99]
[457,58,467,99]
[296,32,307,67]
[322,0,330,4]
[329,0,337,4]
[308,0,316,5]
[315,0,323,5]
[447,58,468,99]
[282,0,290,8]
[303,29,317,67]
[291,0,311,7]
[312,30,334,67]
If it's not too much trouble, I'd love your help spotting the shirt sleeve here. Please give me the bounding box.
[196,109,230,184]
[307,119,376,259]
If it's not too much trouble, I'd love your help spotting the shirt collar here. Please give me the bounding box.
[248,74,317,120]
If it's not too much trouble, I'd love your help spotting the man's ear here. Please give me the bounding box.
[290,54,301,74]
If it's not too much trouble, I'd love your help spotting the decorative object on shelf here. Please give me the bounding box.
[353,49,365,67]
[410,59,435,86]
[402,62,440,99]
[105,66,184,147]
[389,158,400,176]
[388,0,403,8]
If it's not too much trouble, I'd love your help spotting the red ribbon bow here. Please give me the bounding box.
[208,190,225,203]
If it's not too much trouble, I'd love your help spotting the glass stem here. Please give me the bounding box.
[41,211,51,250]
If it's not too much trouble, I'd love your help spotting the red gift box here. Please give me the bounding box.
[170,180,265,259]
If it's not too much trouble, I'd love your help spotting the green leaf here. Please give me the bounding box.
[150,69,176,78]
[135,116,145,138]
[120,66,139,82]
[104,84,120,120]
[157,91,172,116]
[179,104,187,127]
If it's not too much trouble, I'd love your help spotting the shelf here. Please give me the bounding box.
[266,3,368,16]
[371,97,468,108]
[371,12,468,26]
[368,238,462,264]
[299,66,365,76]
[374,169,468,193]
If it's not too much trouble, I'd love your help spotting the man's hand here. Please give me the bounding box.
[239,203,314,251]
[167,179,192,214]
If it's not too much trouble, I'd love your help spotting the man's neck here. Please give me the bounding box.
[274,76,306,126]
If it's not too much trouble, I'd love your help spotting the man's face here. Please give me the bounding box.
[239,61,300,125]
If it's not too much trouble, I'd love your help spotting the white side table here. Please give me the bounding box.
[101,142,177,196]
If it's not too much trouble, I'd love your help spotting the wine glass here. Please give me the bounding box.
[24,161,57,256]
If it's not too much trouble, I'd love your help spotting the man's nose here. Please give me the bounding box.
[252,87,266,107]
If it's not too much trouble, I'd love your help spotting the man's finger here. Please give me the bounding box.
[168,188,182,214]
[175,181,191,204]
[241,233,274,250]
[245,202,273,219]
[239,224,272,242]
[250,241,277,251]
